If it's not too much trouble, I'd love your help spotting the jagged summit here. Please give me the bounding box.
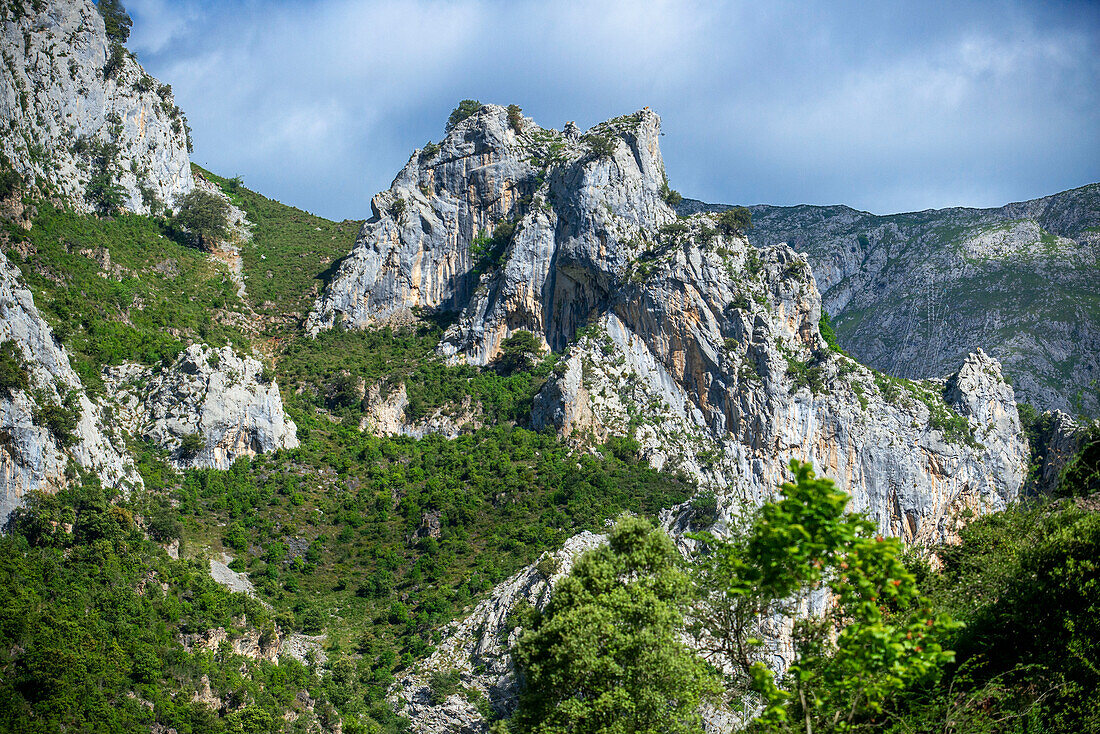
[307,104,675,363]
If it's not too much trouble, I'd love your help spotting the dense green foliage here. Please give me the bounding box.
[494,330,543,375]
[175,188,230,249]
[0,201,251,394]
[879,495,1100,732]
[1058,422,1100,497]
[512,517,720,734]
[691,461,959,733]
[0,483,359,733]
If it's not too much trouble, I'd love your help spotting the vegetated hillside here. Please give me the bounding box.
[0,22,1089,726]
[679,184,1100,417]
[0,145,698,732]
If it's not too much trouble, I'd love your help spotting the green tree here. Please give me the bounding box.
[716,207,752,235]
[507,104,524,133]
[691,460,960,732]
[97,0,132,43]
[175,189,230,249]
[512,517,721,734]
[178,431,205,458]
[446,99,483,132]
[494,330,542,375]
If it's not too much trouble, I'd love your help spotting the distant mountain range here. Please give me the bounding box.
[680,184,1100,417]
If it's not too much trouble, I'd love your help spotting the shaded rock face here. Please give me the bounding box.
[680,184,1100,416]
[0,252,138,524]
[1028,410,1093,496]
[105,344,298,470]
[0,0,193,214]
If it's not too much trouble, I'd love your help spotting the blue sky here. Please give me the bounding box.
[125,0,1100,222]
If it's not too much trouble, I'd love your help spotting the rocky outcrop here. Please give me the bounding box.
[0,251,139,524]
[360,381,482,439]
[530,221,1026,546]
[104,343,298,469]
[313,103,1026,546]
[391,532,605,731]
[0,0,193,214]
[309,105,674,364]
[680,183,1100,416]
[1027,410,1094,495]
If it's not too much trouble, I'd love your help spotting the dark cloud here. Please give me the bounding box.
[127,0,1100,220]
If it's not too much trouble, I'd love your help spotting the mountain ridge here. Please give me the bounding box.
[679,183,1100,416]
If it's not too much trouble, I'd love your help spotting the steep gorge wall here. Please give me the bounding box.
[0,0,193,214]
[680,185,1100,416]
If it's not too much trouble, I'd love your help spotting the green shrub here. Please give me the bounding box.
[102,42,127,79]
[97,0,132,43]
[716,207,752,235]
[428,669,463,705]
[32,390,80,447]
[0,341,30,398]
[175,189,229,249]
[388,196,406,220]
[0,164,23,200]
[507,104,523,133]
[583,132,617,158]
[494,330,542,375]
[818,309,844,353]
[446,100,482,132]
[660,173,682,206]
[178,431,205,458]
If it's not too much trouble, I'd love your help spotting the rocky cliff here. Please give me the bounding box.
[308,105,673,364]
[0,0,193,214]
[0,251,138,523]
[314,104,1027,545]
[105,343,298,470]
[313,104,1029,732]
[680,184,1100,417]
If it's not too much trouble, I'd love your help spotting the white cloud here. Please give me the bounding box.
[125,0,1100,218]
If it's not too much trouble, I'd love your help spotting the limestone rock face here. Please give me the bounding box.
[530,222,1027,546]
[105,344,298,469]
[0,252,139,524]
[0,0,193,214]
[309,105,674,364]
[680,183,1100,416]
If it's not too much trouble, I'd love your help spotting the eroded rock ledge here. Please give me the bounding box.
[105,343,298,469]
